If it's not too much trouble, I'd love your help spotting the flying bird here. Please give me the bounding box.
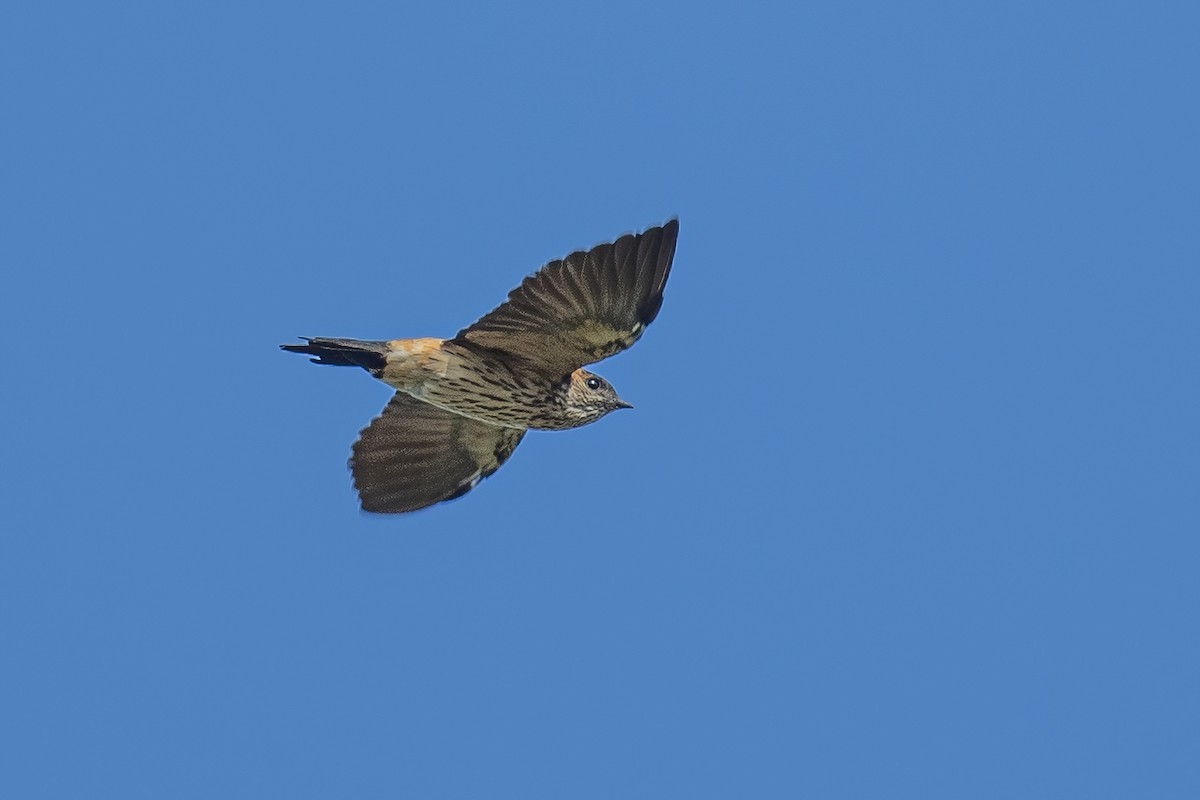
[282,220,679,513]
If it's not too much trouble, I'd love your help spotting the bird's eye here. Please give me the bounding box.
[586,377,601,390]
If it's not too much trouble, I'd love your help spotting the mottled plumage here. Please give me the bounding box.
[282,220,678,513]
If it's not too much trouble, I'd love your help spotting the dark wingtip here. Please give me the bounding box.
[636,218,678,326]
[657,217,679,253]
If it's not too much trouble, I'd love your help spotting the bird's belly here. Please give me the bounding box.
[380,341,561,429]
[415,379,541,429]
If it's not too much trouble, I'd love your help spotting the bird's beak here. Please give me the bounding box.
[615,399,634,410]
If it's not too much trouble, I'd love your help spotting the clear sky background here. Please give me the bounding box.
[3,2,1198,798]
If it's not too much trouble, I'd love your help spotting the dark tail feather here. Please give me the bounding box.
[280,337,389,372]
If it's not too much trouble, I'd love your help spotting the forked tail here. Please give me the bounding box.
[280,337,389,372]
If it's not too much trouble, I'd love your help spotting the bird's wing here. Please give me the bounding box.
[454,220,678,376]
[349,393,525,513]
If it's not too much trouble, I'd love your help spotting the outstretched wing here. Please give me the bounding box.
[349,393,525,514]
[454,219,678,376]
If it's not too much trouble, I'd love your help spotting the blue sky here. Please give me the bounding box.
[2,2,1198,797]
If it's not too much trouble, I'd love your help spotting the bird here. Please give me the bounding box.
[282,219,679,514]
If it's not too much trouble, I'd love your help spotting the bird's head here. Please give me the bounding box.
[564,369,633,425]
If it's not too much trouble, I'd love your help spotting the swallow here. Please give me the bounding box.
[283,219,678,513]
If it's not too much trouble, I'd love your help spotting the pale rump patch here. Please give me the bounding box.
[382,337,453,390]
[386,337,445,357]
